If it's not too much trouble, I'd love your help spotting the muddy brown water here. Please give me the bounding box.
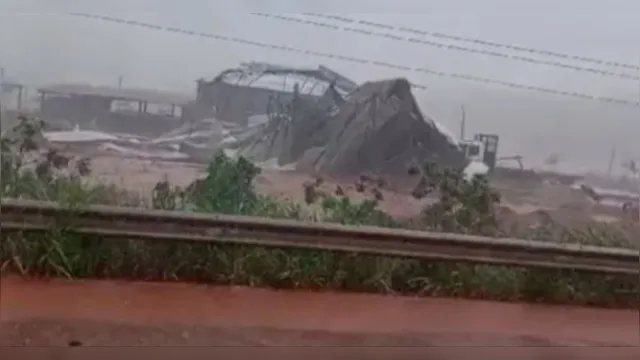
[1,276,637,357]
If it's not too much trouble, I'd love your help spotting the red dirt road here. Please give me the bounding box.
[1,276,638,356]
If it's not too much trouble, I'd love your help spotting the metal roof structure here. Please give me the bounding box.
[201,62,359,97]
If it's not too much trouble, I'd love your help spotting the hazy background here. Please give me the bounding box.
[1,0,639,174]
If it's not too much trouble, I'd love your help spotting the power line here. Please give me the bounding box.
[66,12,639,107]
[252,13,639,81]
[298,13,640,72]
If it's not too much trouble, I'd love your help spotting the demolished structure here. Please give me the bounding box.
[187,62,468,175]
[300,78,466,174]
[222,76,467,176]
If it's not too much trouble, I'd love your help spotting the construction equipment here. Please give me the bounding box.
[474,133,499,170]
[497,155,524,170]
[459,133,499,171]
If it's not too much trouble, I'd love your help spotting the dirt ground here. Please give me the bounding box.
[1,276,638,352]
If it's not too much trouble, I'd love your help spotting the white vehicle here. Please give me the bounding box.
[459,134,499,168]
[459,139,484,163]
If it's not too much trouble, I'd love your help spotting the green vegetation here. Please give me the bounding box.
[0,116,636,307]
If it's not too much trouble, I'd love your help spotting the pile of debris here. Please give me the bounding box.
[300,78,466,175]
[39,125,191,161]
[225,77,466,176]
[225,85,334,166]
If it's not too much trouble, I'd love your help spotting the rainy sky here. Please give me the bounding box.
[1,0,639,173]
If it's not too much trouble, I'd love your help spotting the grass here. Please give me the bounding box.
[0,117,637,308]
[4,233,634,306]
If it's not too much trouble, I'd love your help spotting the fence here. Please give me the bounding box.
[1,199,638,275]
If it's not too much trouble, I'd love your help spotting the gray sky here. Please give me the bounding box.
[2,0,639,173]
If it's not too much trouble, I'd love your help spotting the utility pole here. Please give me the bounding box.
[0,67,4,126]
[117,75,124,90]
[459,105,466,141]
[637,54,640,223]
[607,144,616,175]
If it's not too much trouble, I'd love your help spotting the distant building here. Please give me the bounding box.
[36,83,196,137]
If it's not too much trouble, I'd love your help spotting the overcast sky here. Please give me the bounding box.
[1,0,639,173]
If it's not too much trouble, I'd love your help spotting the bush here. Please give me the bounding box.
[1,116,143,207]
[408,162,501,235]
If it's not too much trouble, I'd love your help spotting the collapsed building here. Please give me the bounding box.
[227,77,467,175]
[192,62,467,176]
[300,78,466,174]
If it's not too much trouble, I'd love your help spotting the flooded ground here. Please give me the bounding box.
[1,276,637,350]
[88,155,629,216]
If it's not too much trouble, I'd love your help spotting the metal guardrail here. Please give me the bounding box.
[1,199,638,275]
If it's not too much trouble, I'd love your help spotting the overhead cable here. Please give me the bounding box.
[299,13,640,72]
[66,12,639,107]
[251,13,639,81]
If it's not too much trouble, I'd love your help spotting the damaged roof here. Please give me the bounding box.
[200,62,358,96]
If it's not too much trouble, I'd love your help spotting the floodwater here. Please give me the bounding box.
[1,276,637,351]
